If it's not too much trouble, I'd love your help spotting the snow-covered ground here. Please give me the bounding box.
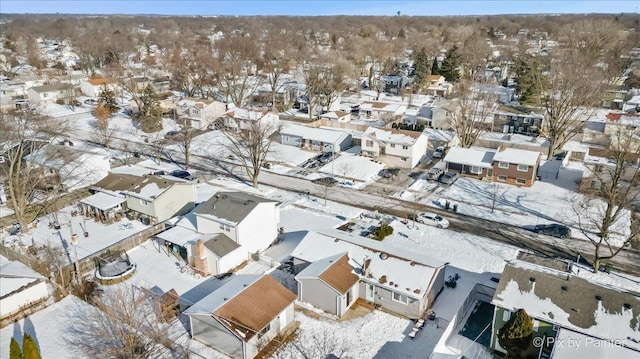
[317,151,385,182]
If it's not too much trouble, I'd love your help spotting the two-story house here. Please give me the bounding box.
[381,75,409,95]
[27,83,74,107]
[579,146,639,191]
[493,107,544,136]
[176,97,227,129]
[362,127,428,168]
[427,75,453,97]
[358,101,407,124]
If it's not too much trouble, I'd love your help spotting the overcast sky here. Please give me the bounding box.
[2,1,639,16]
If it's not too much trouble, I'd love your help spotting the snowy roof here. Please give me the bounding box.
[295,253,359,295]
[363,127,423,145]
[291,229,446,300]
[93,173,186,202]
[492,146,541,166]
[194,191,277,224]
[443,147,495,168]
[493,257,640,351]
[184,274,295,341]
[80,192,126,211]
[29,83,73,93]
[0,256,46,297]
[360,101,406,114]
[156,225,201,247]
[552,329,640,359]
[281,123,350,144]
[177,97,215,108]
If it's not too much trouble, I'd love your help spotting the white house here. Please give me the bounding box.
[193,192,280,254]
[184,274,296,359]
[27,83,74,106]
[80,77,119,97]
[359,101,407,123]
[0,255,52,322]
[361,127,429,168]
[222,108,280,134]
[176,97,226,129]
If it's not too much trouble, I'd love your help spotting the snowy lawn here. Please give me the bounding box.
[318,152,385,182]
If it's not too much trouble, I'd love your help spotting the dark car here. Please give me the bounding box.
[440,172,459,185]
[165,130,179,139]
[379,168,401,179]
[312,177,338,186]
[170,170,197,182]
[534,224,572,239]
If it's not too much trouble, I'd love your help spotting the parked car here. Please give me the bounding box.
[433,146,446,159]
[84,98,98,106]
[311,177,338,186]
[440,172,459,185]
[426,167,444,181]
[165,130,179,139]
[170,170,197,182]
[417,212,450,228]
[534,224,572,239]
[379,168,401,179]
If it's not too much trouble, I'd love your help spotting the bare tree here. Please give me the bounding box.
[271,328,347,359]
[169,118,197,170]
[338,162,353,180]
[460,32,492,82]
[93,105,117,150]
[219,120,281,187]
[215,34,261,108]
[65,285,188,359]
[569,127,640,272]
[303,55,347,121]
[261,32,295,111]
[446,82,496,148]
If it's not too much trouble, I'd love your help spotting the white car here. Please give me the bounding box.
[417,212,450,228]
[433,146,445,158]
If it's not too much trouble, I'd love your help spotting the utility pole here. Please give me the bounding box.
[69,221,80,286]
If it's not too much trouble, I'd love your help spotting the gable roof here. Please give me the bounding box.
[29,83,73,93]
[443,147,495,168]
[93,173,184,201]
[87,77,117,86]
[493,254,640,351]
[194,191,277,224]
[296,253,359,295]
[492,146,541,167]
[363,127,423,145]
[184,275,295,341]
[281,123,350,144]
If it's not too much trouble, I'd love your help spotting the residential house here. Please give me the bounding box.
[416,105,450,129]
[184,274,296,359]
[295,253,360,317]
[222,108,280,134]
[601,88,630,110]
[579,147,639,191]
[291,229,447,319]
[604,113,640,150]
[0,256,52,323]
[88,173,197,224]
[473,84,516,104]
[490,252,640,359]
[427,75,453,97]
[176,98,227,129]
[493,107,544,136]
[27,83,74,106]
[53,73,89,86]
[252,81,302,109]
[358,101,407,124]
[443,146,542,186]
[382,75,409,95]
[362,127,428,168]
[193,192,280,254]
[80,77,119,97]
[319,110,351,123]
[280,123,352,153]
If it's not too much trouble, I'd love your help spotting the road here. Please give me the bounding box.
[56,117,640,277]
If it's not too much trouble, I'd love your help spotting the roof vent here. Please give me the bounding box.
[223,298,228,301]
[380,253,388,260]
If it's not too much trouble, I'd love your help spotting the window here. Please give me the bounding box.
[470,166,482,175]
[392,292,408,304]
[516,178,526,185]
[517,164,529,172]
[502,310,511,322]
[224,225,231,232]
[498,175,507,182]
[594,165,603,173]
[366,140,374,147]
[400,157,407,161]
[533,319,539,332]
[140,199,149,206]
[390,144,396,148]
[402,145,408,150]
[219,223,225,230]
[498,162,509,169]
[191,109,199,115]
[257,323,271,339]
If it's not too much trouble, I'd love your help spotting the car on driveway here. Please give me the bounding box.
[534,224,572,239]
[379,168,401,179]
[433,146,446,159]
[426,167,444,181]
[416,212,450,228]
[440,172,459,185]
[170,170,197,182]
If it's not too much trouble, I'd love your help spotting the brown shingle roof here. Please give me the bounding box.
[93,173,181,196]
[88,77,116,86]
[214,275,295,341]
[319,254,359,295]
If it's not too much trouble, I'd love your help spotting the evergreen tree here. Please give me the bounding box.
[431,57,440,76]
[498,308,534,358]
[440,46,461,83]
[9,337,22,359]
[137,85,163,133]
[98,84,119,114]
[22,334,41,359]
[516,58,546,106]
[412,47,430,91]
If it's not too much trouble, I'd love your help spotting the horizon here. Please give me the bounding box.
[2,1,639,17]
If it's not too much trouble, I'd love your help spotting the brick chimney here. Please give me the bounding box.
[194,239,209,276]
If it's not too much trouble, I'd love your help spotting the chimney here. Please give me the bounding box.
[193,239,209,276]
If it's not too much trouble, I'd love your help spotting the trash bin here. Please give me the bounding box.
[445,201,450,210]
[453,204,458,213]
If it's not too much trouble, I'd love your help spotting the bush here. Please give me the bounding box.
[372,224,394,241]
[498,308,534,358]
[22,333,41,359]
[55,98,66,105]
[10,337,22,359]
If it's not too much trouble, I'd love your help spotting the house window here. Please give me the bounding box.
[401,157,407,161]
[224,225,231,232]
[257,323,271,339]
[470,166,482,175]
[498,175,507,182]
[140,199,149,206]
[502,310,511,322]
[517,164,529,172]
[590,179,602,189]
[220,223,225,230]
[594,165,603,173]
[402,145,408,150]
[498,162,509,169]
[191,109,199,115]
[516,178,526,185]
[392,292,408,304]
[366,140,374,147]
[390,144,396,148]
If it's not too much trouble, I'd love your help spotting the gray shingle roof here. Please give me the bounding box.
[201,233,240,257]
[194,192,277,223]
[30,83,73,93]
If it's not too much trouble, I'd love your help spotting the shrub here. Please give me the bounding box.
[373,224,394,241]
[498,308,534,358]
[9,337,22,359]
[22,333,41,359]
